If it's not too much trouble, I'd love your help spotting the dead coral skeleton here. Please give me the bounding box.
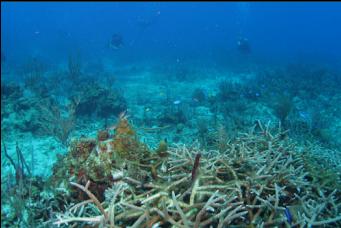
[53,121,341,227]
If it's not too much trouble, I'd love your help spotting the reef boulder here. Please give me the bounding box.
[73,83,126,118]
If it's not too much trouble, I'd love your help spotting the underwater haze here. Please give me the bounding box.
[1,2,341,227]
[2,2,341,66]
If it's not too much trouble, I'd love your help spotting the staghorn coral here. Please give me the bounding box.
[300,149,341,191]
[52,121,341,227]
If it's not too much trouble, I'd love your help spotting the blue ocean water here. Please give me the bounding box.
[1,2,341,227]
[2,2,341,66]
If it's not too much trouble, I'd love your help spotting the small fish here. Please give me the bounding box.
[299,111,309,119]
[173,100,181,105]
[284,207,293,225]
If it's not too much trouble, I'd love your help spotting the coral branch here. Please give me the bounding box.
[70,181,108,221]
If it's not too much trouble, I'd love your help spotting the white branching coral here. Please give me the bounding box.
[53,121,341,227]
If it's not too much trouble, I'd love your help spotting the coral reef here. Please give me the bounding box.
[271,95,294,128]
[1,82,23,100]
[1,56,341,227]
[191,88,206,104]
[1,82,23,121]
[36,98,77,145]
[67,53,82,85]
[51,121,341,227]
[72,83,127,118]
[110,113,149,160]
[1,142,55,227]
[21,57,49,97]
[217,79,241,101]
[1,88,76,145]
[49,114,153,203]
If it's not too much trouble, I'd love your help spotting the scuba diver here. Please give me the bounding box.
[237,37,251,54]
[109,33,124,50]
